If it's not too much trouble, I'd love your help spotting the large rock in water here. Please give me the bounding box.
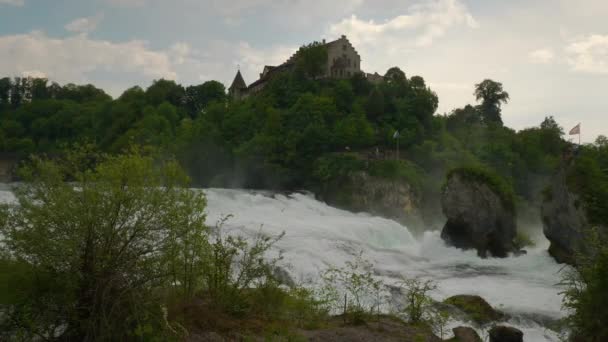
[440,169,517,257]
[451,327,482,342]
[489,325,523,342]
[444,295,505,325]
[541,163,607,264]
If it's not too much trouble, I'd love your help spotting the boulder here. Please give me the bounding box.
[441,168,518,257]
[541,164,606,264]
[489,325,523,342]
[444,295,504,325]
[451,326,482,342]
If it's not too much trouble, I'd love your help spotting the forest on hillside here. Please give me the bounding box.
[1,44,607,224]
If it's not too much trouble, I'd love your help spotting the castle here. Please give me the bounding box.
[229,35,383,100]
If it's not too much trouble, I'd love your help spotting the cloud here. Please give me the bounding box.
[106,0,146,7]
[65,13,104,34]
[529,48,555,64]
[0,0,24,6]
[0,31,176,87]
[328,0,478,48]
[566,34,608,74]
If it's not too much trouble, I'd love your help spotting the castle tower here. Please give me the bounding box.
[228,69,247,100]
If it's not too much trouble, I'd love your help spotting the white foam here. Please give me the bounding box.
[204,189,565,341]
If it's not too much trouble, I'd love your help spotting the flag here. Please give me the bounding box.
[569,123,580,135]
[393,131,400,139]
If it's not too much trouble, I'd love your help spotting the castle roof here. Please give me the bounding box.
[229,70,247,90]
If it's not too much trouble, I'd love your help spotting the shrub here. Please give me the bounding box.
[395,277,437,324]
[561,228,608,342]
[1,147,205,341]
[320,251,384,323]
[202,215,285,316]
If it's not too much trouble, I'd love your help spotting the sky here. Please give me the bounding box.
[0,0,606,142]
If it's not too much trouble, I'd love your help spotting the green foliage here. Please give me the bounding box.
[368,159,423,189]
[320,251,384,322]
[312,153,365,183]
[567,145,608,226]
[561,228,608,342]
[0,70,574,223]
[294,42,328,79]
[0,147,205,341]
[202,215,285,316]
[474,79,509,125]
[396,277,437,324]
[446,166,516,212]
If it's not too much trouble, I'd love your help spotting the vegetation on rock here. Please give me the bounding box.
[445,167,516,213]
[444,295,504,325]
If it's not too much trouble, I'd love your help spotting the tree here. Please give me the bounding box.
[184,81,226,117]
[474,79,509,125]
[384,67,406,85]
[0,148,208,340]
[295,42,328,79]
[365,87,385,122]
[145,79,185,107]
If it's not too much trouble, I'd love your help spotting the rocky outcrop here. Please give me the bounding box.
[320,171,422,228]
[489,325,523,342]
[444,295,505,325]
[451,326,482,342]
[541,165,606,264]
[441,170,518,257]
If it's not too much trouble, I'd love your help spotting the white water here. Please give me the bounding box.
[0,186,565,341]
[204,188,566,341]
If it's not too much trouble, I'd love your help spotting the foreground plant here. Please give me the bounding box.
[0,147,208,341]
[560,227,608,342]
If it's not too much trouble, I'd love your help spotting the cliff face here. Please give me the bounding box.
[318,171,422,228]
[541,165,603,264]
[440,173,517,258]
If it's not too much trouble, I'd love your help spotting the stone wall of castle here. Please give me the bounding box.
[325,36,362,78]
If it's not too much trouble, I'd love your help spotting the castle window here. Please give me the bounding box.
[342,45,346,51]
[347,71,351,77]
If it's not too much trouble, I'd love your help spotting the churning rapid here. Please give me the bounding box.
[204,188,565,342]
[0,186,565,341]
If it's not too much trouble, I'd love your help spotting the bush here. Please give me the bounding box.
[395,277,437,324]
[561,228,608,342]
[567,149,608,226]
[0,147,206,341]
[445,166,516,212]
[202,215,285,316]
[320,251,384,323]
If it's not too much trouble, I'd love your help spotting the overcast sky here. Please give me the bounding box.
[0,0,606,142]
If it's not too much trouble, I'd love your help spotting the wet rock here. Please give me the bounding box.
[318,170,423,228]
[489,325,523,342]
[444,295,504,325]
[451,326,482,342]
[541,164,606,265]
[441,169,518,258]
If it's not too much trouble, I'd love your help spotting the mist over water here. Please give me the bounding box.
[0,186,565,341]
[204,188,565,341]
